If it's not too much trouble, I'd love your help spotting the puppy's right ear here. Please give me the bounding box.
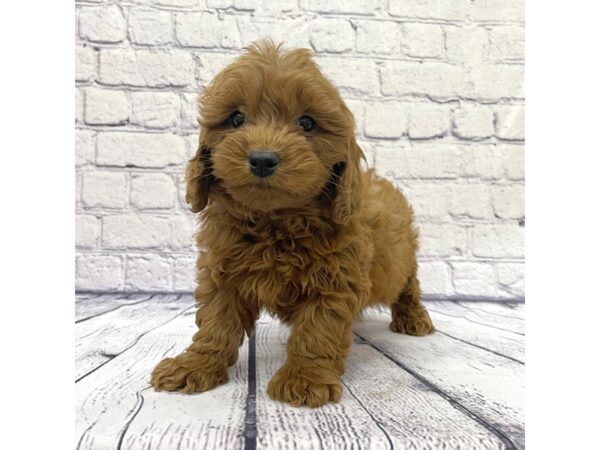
[185,146,213,213]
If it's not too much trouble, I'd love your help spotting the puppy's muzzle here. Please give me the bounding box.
[249,150,279,178]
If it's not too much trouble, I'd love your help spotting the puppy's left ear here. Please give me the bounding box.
[185,144,213,213]
[331,137,364,225]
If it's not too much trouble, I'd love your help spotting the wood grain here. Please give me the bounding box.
[75,296,525,450]
[254,319,394,450]
[76,306,250,450]
[426,301,525,335]
[75,294,192,381]
[76,293,154,322]
[428,310,524,364]
[355,310,524,449]
[254,317,508,449]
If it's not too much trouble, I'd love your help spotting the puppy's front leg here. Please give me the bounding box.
[268,295,355,408]
[151,290,248,394]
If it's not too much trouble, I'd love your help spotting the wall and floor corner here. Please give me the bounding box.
[74,0,524,300]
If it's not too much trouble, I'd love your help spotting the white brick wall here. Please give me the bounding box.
[75,1,524,299]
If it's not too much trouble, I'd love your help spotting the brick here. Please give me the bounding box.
[76,255,123,291]
[496,105,525,140]
[131,174,176,210]
[418,262,453,296]
[364,101,407,138]
[488,26,525,61]
[96,132,187,168]
[237,16,311,50]
[130,92,179,129]
[500,145,524,180]
[316,57,379,96]
[402,23,445,58]
[407,104,451,139]
[102,214,171,249]
[238,0,296,12]
[79,5,126,43]
[459,144,523,181]
[206,0,233,7]
[99,49,195,87]
[376,143,459,179]
[75,88,83,123]
[136,0,199,6]
[403,182,451,218]
[170,215,195,250]
[300,0,384,15]
[176,12,241,48]
[459,145,503,180]
[381,61,468,98]
[128,9,172,45]
[472,224,524,258]
[453,104,495,140]
[81,171,128,209]
[452,262,497,297]
[196,53,235,86]
[449,184,493,219]
[75,130,95,167]
[357,140,375,167]
[174,256,197,291]
[389,0,468,20]
[469,64,524,100]
[345,99,365,135]
[418,223,468,257]
[126,256,171,290]
[491,184,524,219]
[355,20,402,55]
[75,45,95,82]
[496,263,524,298]
[469,0,524,22]
[84,88,129,125]
[181,93,200,130]
[75,215,100,249]
[445,26,487,65]
[309,19,354,53]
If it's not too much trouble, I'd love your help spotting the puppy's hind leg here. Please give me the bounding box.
[390,276,435,336]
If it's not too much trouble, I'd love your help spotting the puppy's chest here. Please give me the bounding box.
[224,231,334,313]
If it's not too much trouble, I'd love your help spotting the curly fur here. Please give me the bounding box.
[151,40,434,408]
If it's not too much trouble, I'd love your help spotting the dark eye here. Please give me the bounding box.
[298,115,316,132]
[228,111,246,128]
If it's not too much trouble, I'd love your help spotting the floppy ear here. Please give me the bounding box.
[185,145,213,213]
[331,138,364,225]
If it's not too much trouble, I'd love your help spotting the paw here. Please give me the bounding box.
[390,309,435,336]
[150,351,228,394]
[267,364,342,408]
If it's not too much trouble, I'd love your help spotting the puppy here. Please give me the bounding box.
[151,40,434,408]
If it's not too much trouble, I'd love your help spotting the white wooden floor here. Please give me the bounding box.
[76,294,524,450]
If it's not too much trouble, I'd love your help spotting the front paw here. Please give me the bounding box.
[390,309,435,336]
[267,363,342,408]
[150,351,228,394]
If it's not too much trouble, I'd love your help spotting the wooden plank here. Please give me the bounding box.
[354,310,524,449]
[76,307,249,450]
[75,293,155,322]
[254,318,507,449]
[428,311,524,364]
[75,294,193,381]
[344,342,507,449]
[456,302,525,320]
[426,301,525,335]
[254,319,393,449]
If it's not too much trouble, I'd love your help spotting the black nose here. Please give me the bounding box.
[249,150,279,178]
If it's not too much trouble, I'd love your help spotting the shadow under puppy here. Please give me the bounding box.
[151,40,434,408]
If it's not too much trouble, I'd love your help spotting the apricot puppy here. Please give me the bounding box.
[151,40,434,408]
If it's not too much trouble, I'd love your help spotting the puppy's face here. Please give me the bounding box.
[187,42,362,220]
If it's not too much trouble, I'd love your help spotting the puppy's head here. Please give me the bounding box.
[186,40,363,224]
